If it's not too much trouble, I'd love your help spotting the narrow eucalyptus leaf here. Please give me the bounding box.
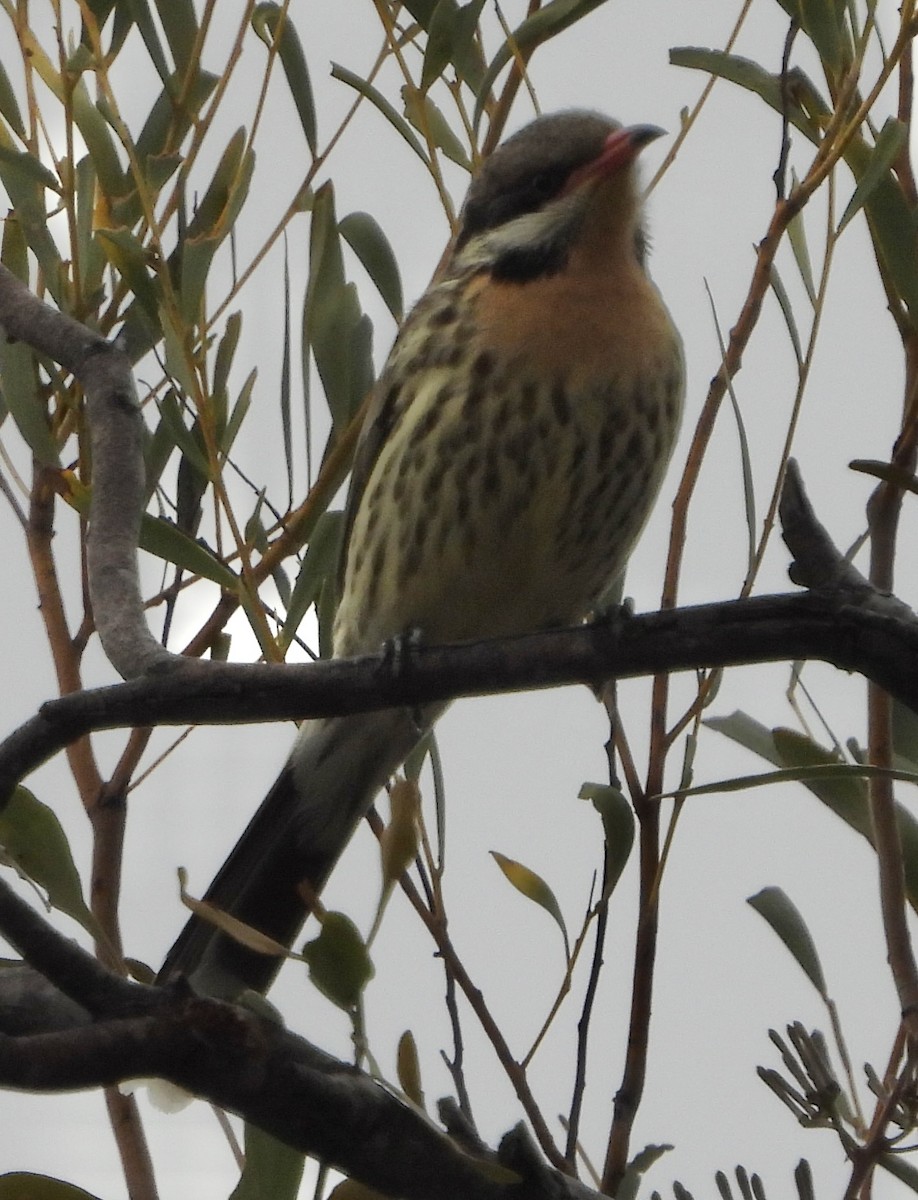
[747,886,827,995]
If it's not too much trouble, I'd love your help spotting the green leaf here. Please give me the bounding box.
[96,227,161,328]
[281,240,293,503]
[252,4,317,155]
[75,155,107,307]
[139,514,238,589]
[580,782,634,899]
[403,90,471,169]
[860,171,918,324]
[877,1150,918,1190]
[121,0,172,84]
[305,184,375,427]
[420,0,487,93]
[212,311,243,434]
[473,0,610,127]
[669,48,825,144]
[0,63,25,138]
[0,137,64,298]
[893,699,918,769]
[798,0,848,73]
[491,851,570,960]
[302,912,374,1010]
[69,74,126,203]
[0,1174,103,1200]
[281,510,345,650]
[152,0,199,77]
[180,131,255,323]
[339,212,404,322]
[230,1124,305,1200]
[0,787,101,942]
[747,886,827,995]
[0,338,58,467]
[769,263,804,367]
[708,714,918,913]
[838,118,907,233]
[141,408,176,503]
[134,69,219,172]
[156,390,209,475]
[0,146,60,192]
[786,203,817,308]
[222,367,256,458]
[0,221,59,465]
[331,64,426,164]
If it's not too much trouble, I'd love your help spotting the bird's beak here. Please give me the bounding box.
[565,124,666,192]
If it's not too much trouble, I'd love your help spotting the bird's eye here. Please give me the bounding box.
[528,168,563,203]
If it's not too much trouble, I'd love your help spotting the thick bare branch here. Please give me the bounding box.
[0,869,594,1200]
[0,264,175,679]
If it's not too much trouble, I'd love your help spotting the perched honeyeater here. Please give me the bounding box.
[162,110,684,997]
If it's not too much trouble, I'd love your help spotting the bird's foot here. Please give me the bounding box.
[379,626,424,676]
[588,596,634,627]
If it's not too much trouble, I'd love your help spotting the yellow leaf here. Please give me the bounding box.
[490,851,570,962]
[396,1030,425,1108]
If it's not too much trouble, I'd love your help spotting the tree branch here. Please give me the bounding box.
[0,868,596,1200]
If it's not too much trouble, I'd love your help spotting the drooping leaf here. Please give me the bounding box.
[212,311,243,437]
[0,62,25,137]
[282,238,293,503]
[768,262,804,367]
[0,787,101,942]
[421,0,487,93]
[491,851,570,961]
[786,203,817,308]
[708,713,918,913]
[180,131,255,323]
[230,1123,305,1200]
[253,4,317,154]
[380,779,421,892]
[396,1030,425,1108]
[339,212,404,322]
[893,699,918,769]
[669,48,826,144]
[0,138,64,299]
[0,219,59,464]
[134,69,219,173]
[877,1151,918,1191]
[179,868,289,958]
[305,184,375,428]
[402,89,471,169]
[140,515,237,588]
[580,782,634,900]
[798,0,849,74]
[747,886,828,996]
[0,1174,102,1200]
[152,0,199,76]
[222,367,256,458]
[118,0,171,83]
[302,912,374,1010]
[331,64,426,164]
[96,227,161,328]
[69,74,127,203]
[838,118,907,234]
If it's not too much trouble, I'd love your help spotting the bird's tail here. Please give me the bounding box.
[158,706,433,997]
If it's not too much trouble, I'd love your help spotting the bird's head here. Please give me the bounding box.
[455,110,664,284]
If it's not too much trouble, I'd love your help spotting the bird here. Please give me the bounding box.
[160,109,685,999]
